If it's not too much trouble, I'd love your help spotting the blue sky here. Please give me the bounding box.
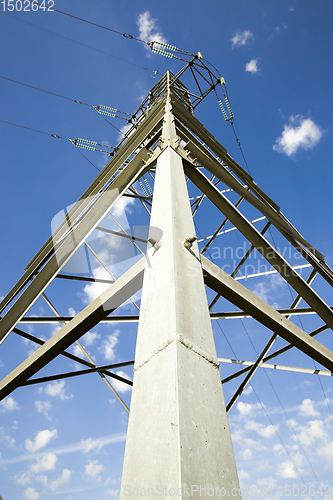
[0,1,333,499]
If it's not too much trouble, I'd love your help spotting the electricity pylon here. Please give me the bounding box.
[1,70,333,496]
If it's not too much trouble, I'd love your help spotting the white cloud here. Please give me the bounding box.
[245,420,278,439]
[106,489,119,496]
[277,459,301,478]
[238,469,250,480]
[0,432,126,467]
[35,401,52,420]
[30,453,57,473]
[80,437,104,454]
[137,11,167,47]
[5,435,15,448]
[49,468,72,491]
[273,116,323,156]
[237,401,262,417]
[231,30,254,48]
[245,58,259,74]
[35,475,48,487]
[25,429,58,453]
[252,274,285,307]
[118,123,132,141]
[85,459,105,479]
[82,330,101,346]
[241,447,253,460]
[0,396,19,411]
[99,330,120,361]
[81,267,113,304]
[24,487,40,500]
[112,195,135,219]
[17,472,32,485]
[317,442,333,470]
[293,419,326,447]
[68,307,76,316]
[40,380,73,401]
[243,385,253,396]
[299,399,320,418]
[111,371,132,394]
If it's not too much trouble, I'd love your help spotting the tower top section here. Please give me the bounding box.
[147,70,193,113]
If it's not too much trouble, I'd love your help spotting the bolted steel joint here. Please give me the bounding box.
[183,235,197,249]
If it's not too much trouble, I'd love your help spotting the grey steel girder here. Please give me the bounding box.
[201,255,333,371]
[0,256,145,401]
[185,164,333,331]
[0,148,149,344]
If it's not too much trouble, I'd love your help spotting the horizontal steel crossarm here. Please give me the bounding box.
[0,257,145,401]
[221,324,329,384]
[185,165,333,331]
[16,305,328,323]
[209,306,332,320]
[184,140,323,260]
[0,100,165,315]
[218,358,333,377]
[18,315,140,323]
[0,151,149,343]
[234,264,311,281]
[56,274,114,284]
[201,255,333,371]
[21,361,134,387]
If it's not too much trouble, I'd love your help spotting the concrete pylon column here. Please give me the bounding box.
[119,97,241,499]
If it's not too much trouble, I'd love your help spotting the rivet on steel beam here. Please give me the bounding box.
[148,238,162,250]
[183,236,197,249]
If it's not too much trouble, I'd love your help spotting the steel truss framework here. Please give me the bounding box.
[0,70,333,492]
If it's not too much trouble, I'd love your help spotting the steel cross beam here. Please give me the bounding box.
[218,358,333,377]
[185,165,333,331]
[0,257,145,401]
[201,255,333,371]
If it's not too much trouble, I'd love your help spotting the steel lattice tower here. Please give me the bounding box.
[1,69,333,497]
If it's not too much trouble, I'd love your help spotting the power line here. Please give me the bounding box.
[21,1,194,62]
[0,118,68,140]
[26,0,195,59]
[1,11,163,76]
[0,118,116,153]
[0,117,103,172]
[0,74,131,135]
[0,74,130,117]
[27,0,150,45]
